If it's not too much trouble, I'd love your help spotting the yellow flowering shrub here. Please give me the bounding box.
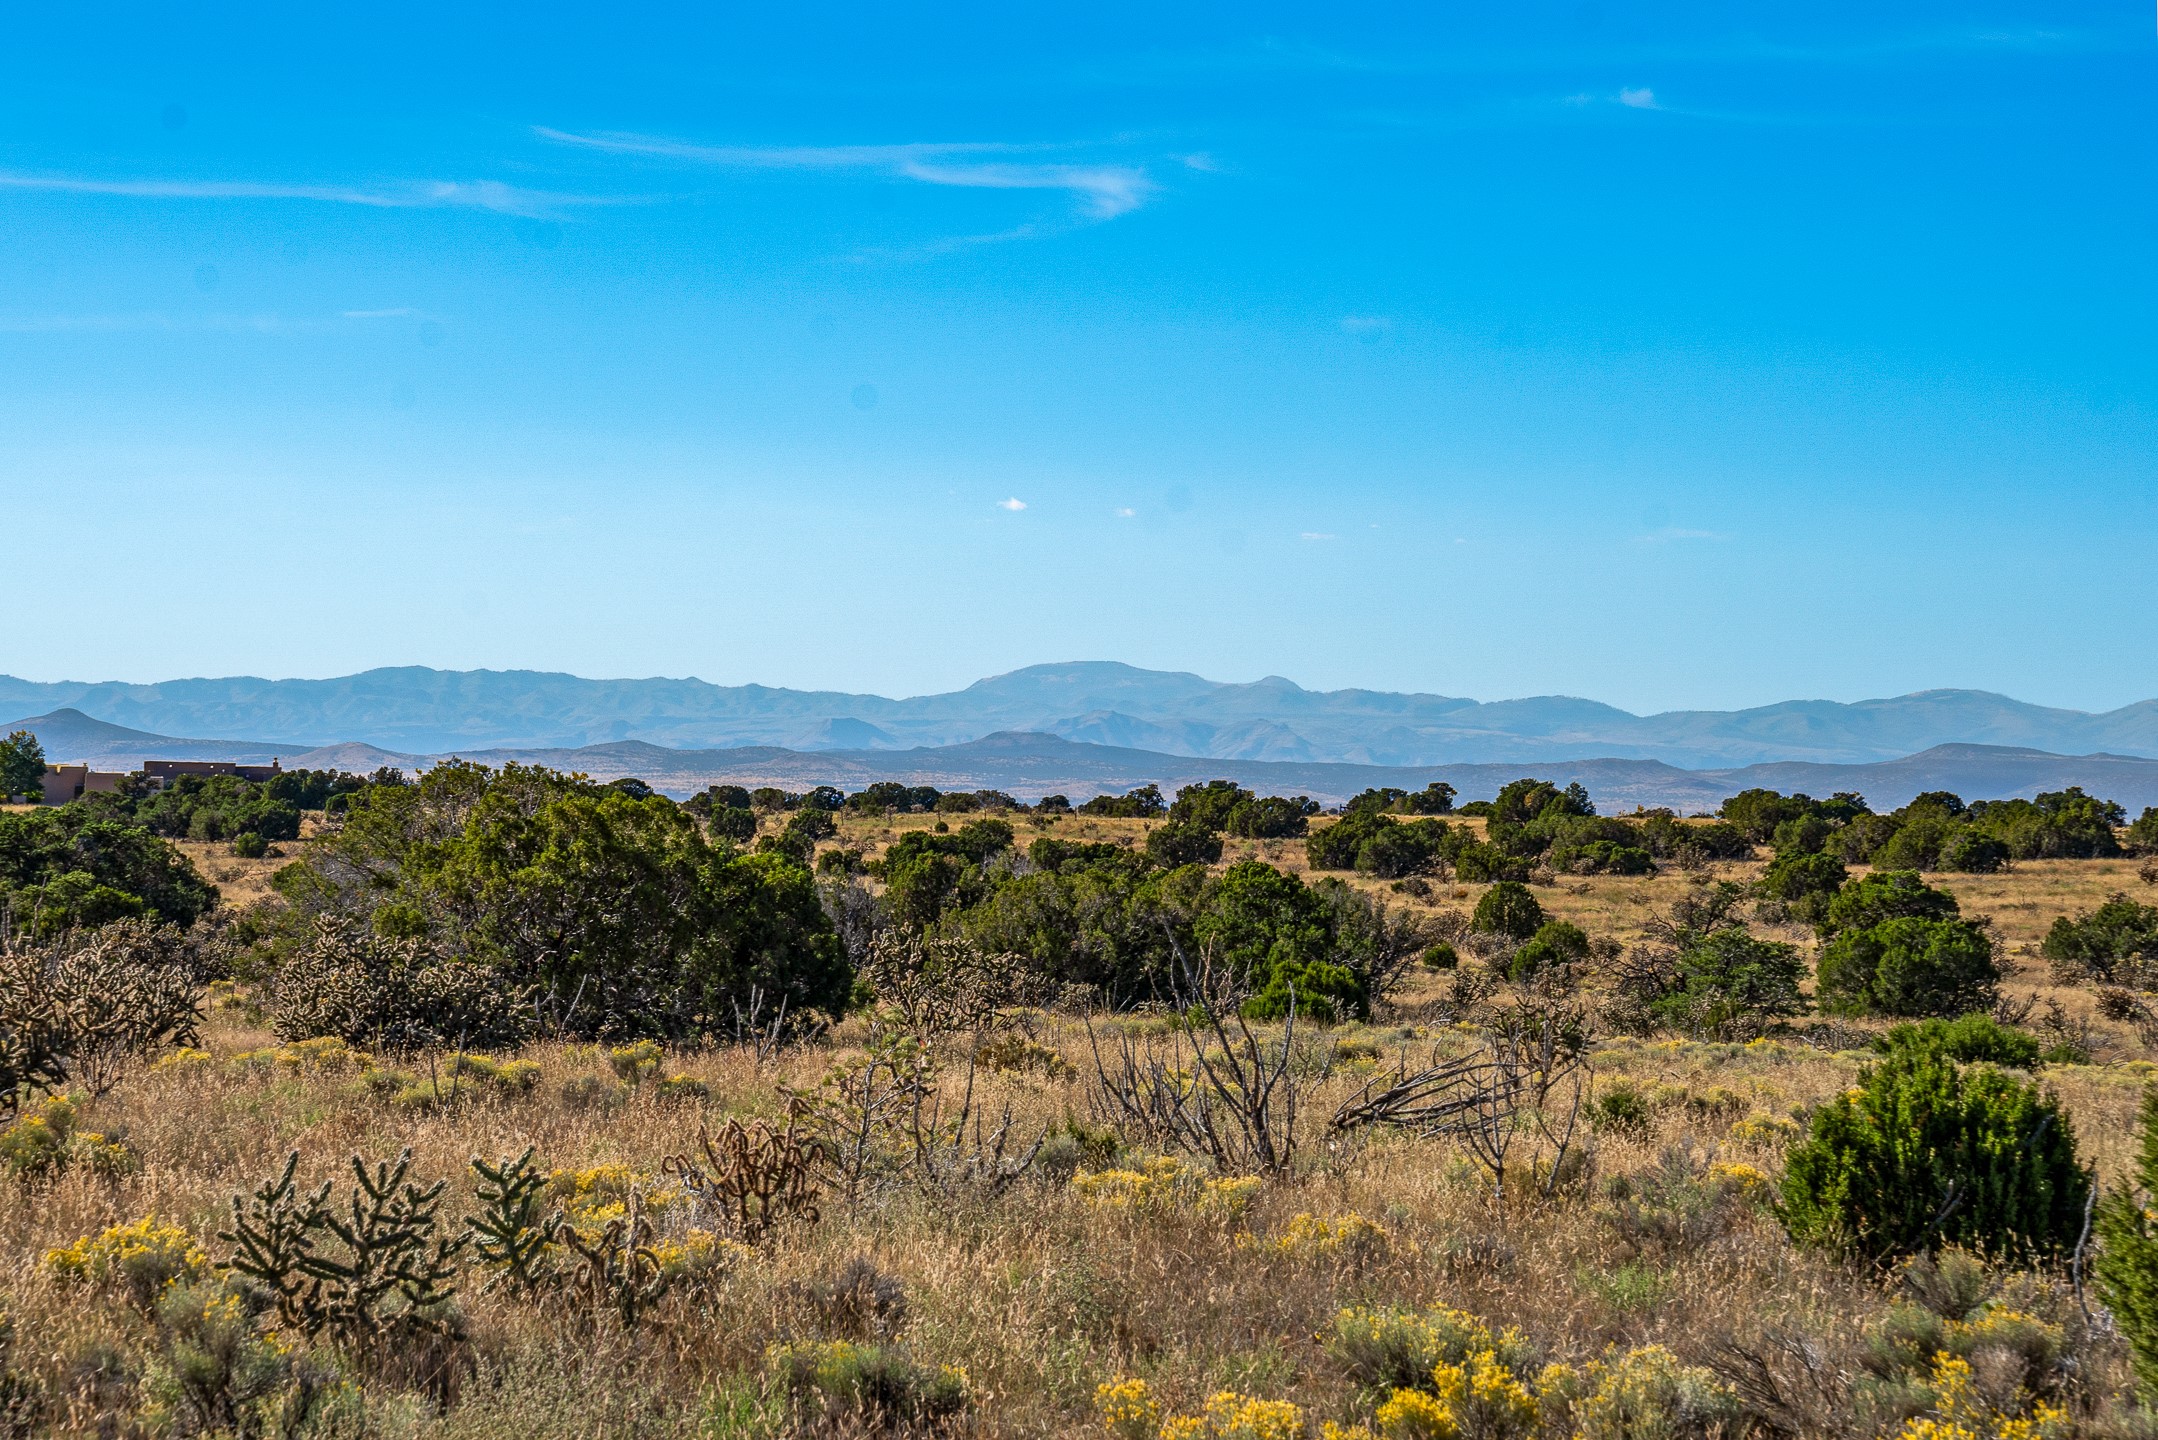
[1074,1157,1260,1219]
[1243,1212,1388,1264]
[0,1094,135,1181]
[231,1036,363,1073]
[1944,1309,2061,1375]
[1724,1113,1802,1151]
[1199,1390,1306,1440]
[607,1039,665,1084]
[547,1164,680,1232]
[1898,1353,2067,1440]
[1544,1343,1739,1440]
[1705,1162,1774,1203]
[1094,1379,1304,1439]
[47,1217,209,1309]
[1327,1305,1539,1396]
[153,1047,215,1072]
[1202,1177,1264,1219]
[650,1230,752,1290]
[1372,1386,1452,1438]
[1431,1351,1539,1440]
[1097,1377,1165,1440]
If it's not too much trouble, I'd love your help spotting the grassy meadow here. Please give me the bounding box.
[7,799,2158,1438]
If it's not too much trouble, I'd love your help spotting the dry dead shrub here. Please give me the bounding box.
[665,1106,824,1244]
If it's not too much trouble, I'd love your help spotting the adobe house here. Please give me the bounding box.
[38,764,129,805]
[31,757,281,804]
[139,759,283,788]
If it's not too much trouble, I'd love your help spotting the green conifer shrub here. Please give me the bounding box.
[1779,1046,2089,1264]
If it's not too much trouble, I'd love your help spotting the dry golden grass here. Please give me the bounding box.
[4,805,2155,1435]
[6,1002,2148,1438]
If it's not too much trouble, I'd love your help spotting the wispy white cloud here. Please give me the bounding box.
[1300,531,1339,542]
[0,172,616,219]
[997,497,1028,512]
[1114,506,1136,518]
[1339,314,1394,336]
[341,307,423,320]
[538,128,1157,220]
[1618,87,1660,109]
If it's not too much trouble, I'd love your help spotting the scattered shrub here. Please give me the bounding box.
[1507,920,1589,982]
[1816,916,2001,1019]
[1878,1015,2042,1069]
[1242,1211,1388,1265]
[765,1339,968,1431]
[2095,1086,2158,1401]
[1780,1045,2090,1263]
[1646,927,1808,1038]
[0,1093,134,1181]
[788,1255,910,1341]
[271,916,530,1053]
[2041,894,2158,985]
[47,1217,209,1310]
[1325,1304,1539,1401]
[1471,882,1544,941]
[1540,1344,1740,1440]
[1823,870,1962,937]
[1071,1157,1260,1219]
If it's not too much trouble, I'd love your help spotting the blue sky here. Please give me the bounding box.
[3,3,2153,713]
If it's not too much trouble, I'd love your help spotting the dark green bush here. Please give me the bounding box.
[1755,851,1847,922]
[1938,830,2011,874]
[1470,881,1544,940]
[1646,928,1808,1037]
[2095,1087,2158,1400]
[1508,920,1589,982]
[1222,795,1316,839]
[1822,870,1961,936]
[1144,820,1224,868]
[1354,819,1450,879]
[1591,1082,1653,1138]
[1877,1014,2041,1069]
[1816,916,2000,1019]
[1551,839,1656,876]
[1242,958,1364,1024]
[705,805,758,844]
[1450,842,1532,883]
[2041,894,2158,983]
[1780,1046,2090,1263]
[1167,781,1252,831]
[1419,942,1459,971]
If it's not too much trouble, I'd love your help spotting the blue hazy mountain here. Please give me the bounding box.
[3,661,2157,769]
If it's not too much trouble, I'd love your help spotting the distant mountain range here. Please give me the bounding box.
[13,707,2158,814]
[4,662,2158,769]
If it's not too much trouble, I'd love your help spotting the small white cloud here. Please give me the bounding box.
[997,497,1027,512]
[1300,531,1338,542]
[1563,93,1595,107]
[342,307,422,320]
[1179,152,1221,172]
[1619,87,1659,109]
[538,129,1157,221]
[1339,314,1393,335]
[1114,506,1136,518]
